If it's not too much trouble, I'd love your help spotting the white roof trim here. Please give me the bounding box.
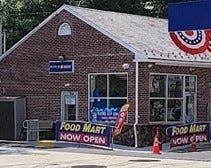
[0,4,147,61]
[0,6,66,61]
[147,59,211,68]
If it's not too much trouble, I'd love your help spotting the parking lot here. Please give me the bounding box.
[1,144,211,168]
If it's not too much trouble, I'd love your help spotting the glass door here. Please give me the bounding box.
[61,91,78,121]
[184,93,195,123]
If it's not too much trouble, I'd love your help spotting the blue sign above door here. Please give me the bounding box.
[49,60,74,73]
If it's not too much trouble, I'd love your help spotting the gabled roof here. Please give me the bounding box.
[1,4,211,67]
[68,5,211,65]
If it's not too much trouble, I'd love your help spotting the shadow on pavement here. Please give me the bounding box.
[129,159,160,162]
[72,166,106,168]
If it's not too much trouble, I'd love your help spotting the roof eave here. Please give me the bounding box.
[0,5,67,61]
[0,4,148,62]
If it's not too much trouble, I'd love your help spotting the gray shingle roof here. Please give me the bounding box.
[67,5,211,63]
[1,5,211,65]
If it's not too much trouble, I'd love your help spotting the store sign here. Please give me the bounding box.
[168,0,211,31]
[166,122,210,148]
[49,60,74,73]
[55,121,112,147]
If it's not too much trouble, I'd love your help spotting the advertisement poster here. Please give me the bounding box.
[166,122,210,148]
[55,121,112,147]
[113,104,130,136]
[90,106,120,123]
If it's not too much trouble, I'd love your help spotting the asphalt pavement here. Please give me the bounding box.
[0,141,211,162]
[1,144,211,168]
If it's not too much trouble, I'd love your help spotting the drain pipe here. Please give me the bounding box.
[3,29,6,53]
[0,16,2,55]
[134,60,139,148]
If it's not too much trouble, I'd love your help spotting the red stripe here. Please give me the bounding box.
[169,31,209,55]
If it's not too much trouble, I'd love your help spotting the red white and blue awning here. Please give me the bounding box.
[169,30,210,55]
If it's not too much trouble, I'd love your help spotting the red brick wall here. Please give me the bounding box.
[116,63,211,147]
[0,9,209,128]
[0,10,136,121]
[138,63,210,125]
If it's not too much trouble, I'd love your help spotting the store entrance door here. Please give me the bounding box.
[61,91,78,121]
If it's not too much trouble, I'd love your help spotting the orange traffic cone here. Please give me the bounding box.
[152,136,161,154]
[190,134,197,152]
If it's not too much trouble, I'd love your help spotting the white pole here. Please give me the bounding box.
[3,30,6,53]
[0,17,2,55]
[134,60,139,148]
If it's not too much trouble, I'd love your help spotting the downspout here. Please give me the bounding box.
[0,16,2,55]
[134,59,139,148]
[133,52,147,148]
[3,30,6,53]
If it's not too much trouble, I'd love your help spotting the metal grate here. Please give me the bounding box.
[26,120,39,141]
[23,120,54,141]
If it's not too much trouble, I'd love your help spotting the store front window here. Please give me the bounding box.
[89,73,128,124]
[150,74,196,123]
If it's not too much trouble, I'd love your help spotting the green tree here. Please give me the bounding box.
[1,0,72,49]
[0,0,192,50]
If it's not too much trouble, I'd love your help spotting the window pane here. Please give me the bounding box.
[90,99,107,123]
[168,75,183,98]
[185,95,195,123]
[109,99,127,108]
[109,74,127,97]
[91,98,107,109]
[150,99,165,121]
[89,73,128,124]
[109,99,127,122]
[185,76,196,92]
[89,99,127,123]
[90,75,107,97]
[150,75,165,97]
[167,99,183,121]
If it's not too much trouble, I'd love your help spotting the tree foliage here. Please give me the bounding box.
[0,0,191,49]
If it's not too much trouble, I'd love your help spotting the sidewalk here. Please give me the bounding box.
[0,139,169,152]
[1,140,211,162]
[1,139,211,153]
[1,145,211,168]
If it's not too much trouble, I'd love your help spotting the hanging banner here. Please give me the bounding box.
[168,1,211,54]
[55,121,112,147]
[168,0,211,32]
[113,103,130,136]
[169,30,209,55]
[166,122,210,148]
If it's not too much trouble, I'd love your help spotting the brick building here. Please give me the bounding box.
[0,5,210,146]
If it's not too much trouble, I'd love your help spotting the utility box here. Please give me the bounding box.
[0,97,26,140]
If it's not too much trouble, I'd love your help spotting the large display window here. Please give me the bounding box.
[89,73,128,124]
[150,74,196,123]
